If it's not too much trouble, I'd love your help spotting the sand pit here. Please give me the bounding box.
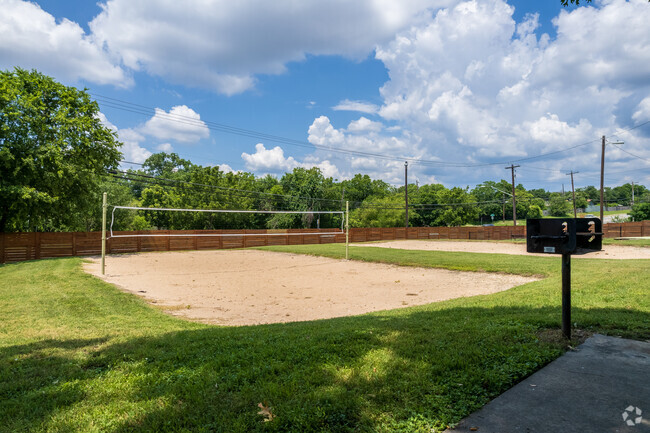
[351,240,650,259]
[84,250,537,326]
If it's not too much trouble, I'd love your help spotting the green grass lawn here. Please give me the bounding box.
[1,248,648,432]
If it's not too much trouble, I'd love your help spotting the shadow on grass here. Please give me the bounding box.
[0,337,109,432]
[2,304,648,433]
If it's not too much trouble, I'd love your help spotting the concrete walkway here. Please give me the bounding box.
[446,334,650,432]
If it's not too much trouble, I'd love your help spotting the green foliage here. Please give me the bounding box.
[0,68,122,232]
[435,187,478,226]
[409,183,445,226]
[549,194,571,217]
[630,203,650,221]
[350,195,407,227]
[142,152,194,177]
[573,192,589,210]
[341,173,392,204]
[528,205,543,219]
[576,185,599,202]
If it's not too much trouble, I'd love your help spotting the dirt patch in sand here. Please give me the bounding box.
[83,249,537,326]
[351,240,650,259]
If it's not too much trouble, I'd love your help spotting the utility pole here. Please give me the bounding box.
[404,161,409,229]
[631,181,635,207]
[600,136,624,222]
[600,135,606,222]
[566,171,579,218]
[505,164,519,226]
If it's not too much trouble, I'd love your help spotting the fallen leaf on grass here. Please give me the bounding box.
[257,402,275,422]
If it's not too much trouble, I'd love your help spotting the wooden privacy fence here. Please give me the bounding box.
[1,221,648,264]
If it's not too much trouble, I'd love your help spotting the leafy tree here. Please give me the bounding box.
[530,197,546,210]
[409,183,445,226]
[349,195,408,228]
[275,167,330,228]
[577,185,599,202]
[549,193,572,217]
[92,178,151,231]
[471,181,508,223]
[573,192,589,210]
[630,203,650,222]
[528,188,548,200]
[0,68,122,232]
[434,187,478,227]
[142,152,193,177]
[528,205,543,219]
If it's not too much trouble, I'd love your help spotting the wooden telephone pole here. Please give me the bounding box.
[566,170,579,218]
[600,136,606,222]
[505,164,520,226]
[600,136,624,222]
[404,161,409,229]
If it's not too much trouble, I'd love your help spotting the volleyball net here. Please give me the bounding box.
[101,198,350,274]
[109,206,346,238]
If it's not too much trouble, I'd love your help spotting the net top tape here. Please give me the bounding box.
[112,206,343,215]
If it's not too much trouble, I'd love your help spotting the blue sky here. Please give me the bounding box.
[1,0,649,191]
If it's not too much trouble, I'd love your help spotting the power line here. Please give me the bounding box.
[609,142,650,162]
[107,170,344,205]
[94,93,650,169]
[106,171,506,209]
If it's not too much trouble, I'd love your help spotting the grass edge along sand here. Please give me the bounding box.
[0,249,648,432]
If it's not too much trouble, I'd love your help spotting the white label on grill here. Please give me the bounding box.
[544,246,555,253]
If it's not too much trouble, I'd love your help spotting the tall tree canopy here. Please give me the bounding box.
[0,68,122,232]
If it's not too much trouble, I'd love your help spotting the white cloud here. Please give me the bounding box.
[0,0,130,87]
[218,164,239,174]
[332,99,380,114]
[301,157,341,179]
[632,96,650,122]
[356,0,650,184]
[117,128,152,163]
[305,116,426,183]
[241,143,342,178]
[525,114,592,145]
[99,106,212,165]
[242,143,300,173]
[347,117,383,133]
[140,105,209,143]
[156,143,174,153]
[311,116,418,156]
[97,112,151,163]
[308,116,346,147]
[88,0,456,94]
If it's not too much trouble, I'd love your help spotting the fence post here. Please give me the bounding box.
[72,232,77,257]
[0,233,5,264]
[34,232,41,260]
[345,201,349,260]
[101,192,107,275]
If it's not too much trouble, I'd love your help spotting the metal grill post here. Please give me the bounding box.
[561,252,571,340]
[101,192,107,275]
